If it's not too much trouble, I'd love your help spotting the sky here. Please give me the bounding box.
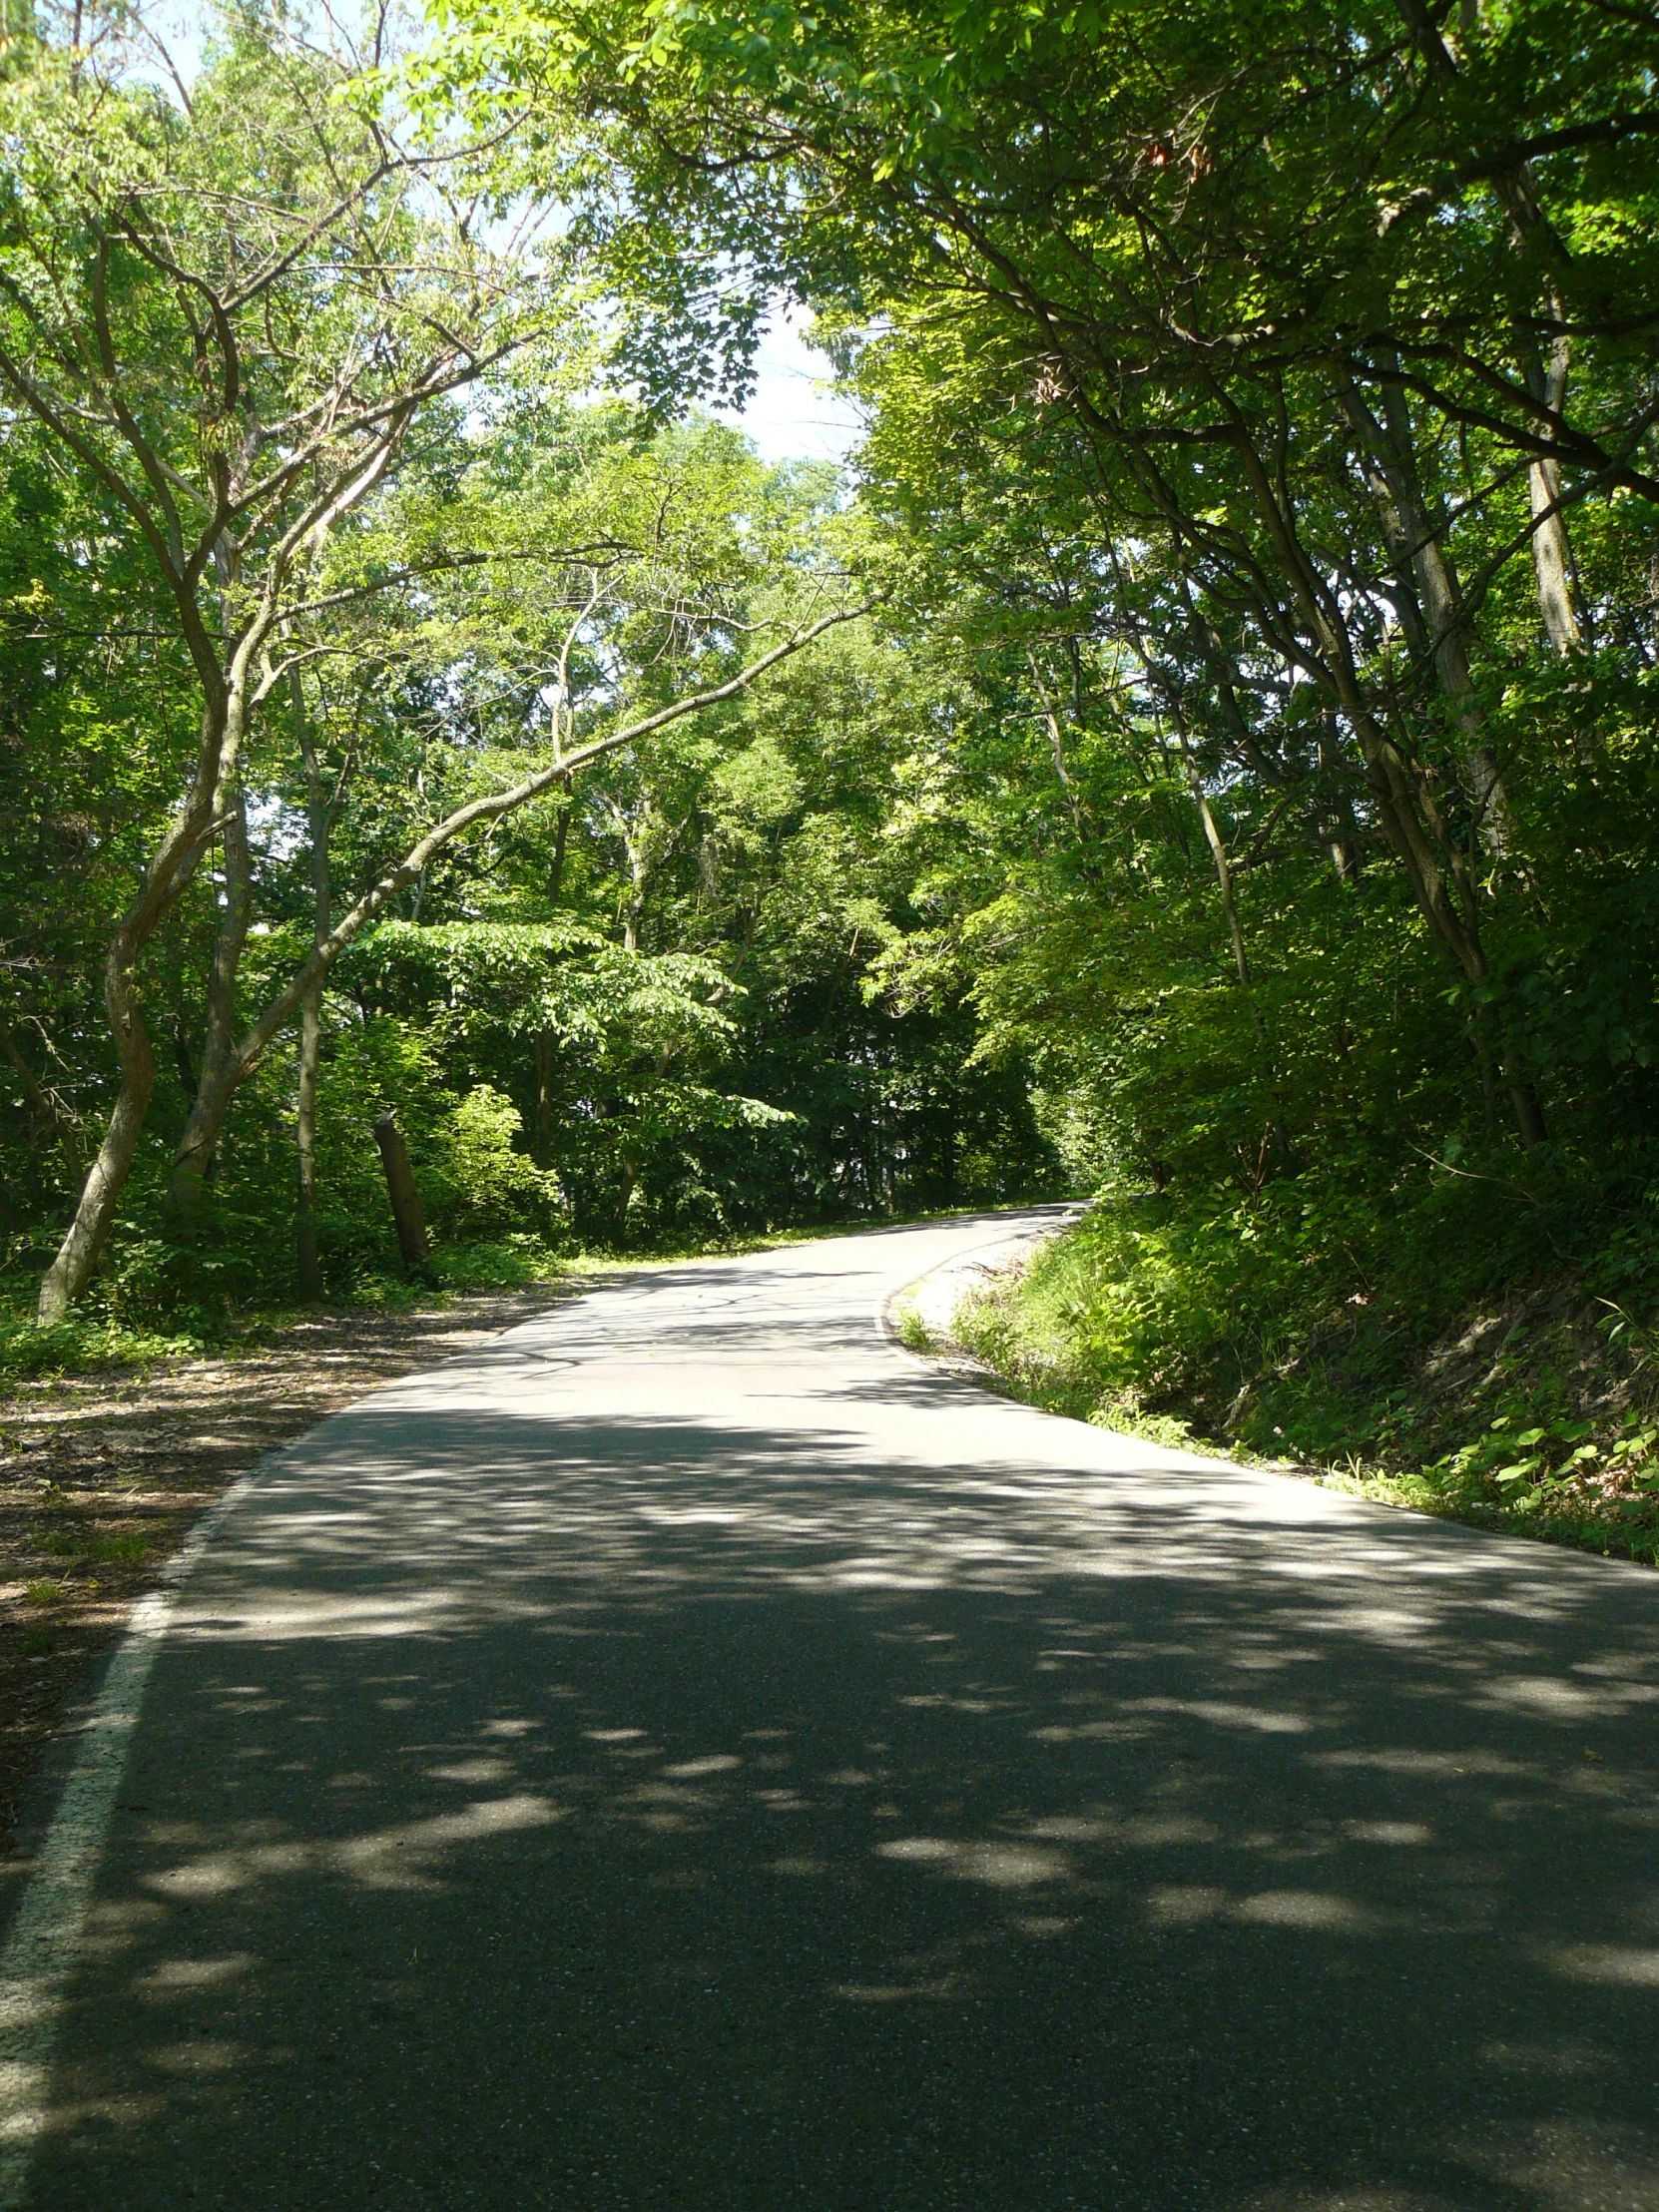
[720,308,866,468]
[133,7,864,468]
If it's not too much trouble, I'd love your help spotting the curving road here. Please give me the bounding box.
[8,1209,1659,2210]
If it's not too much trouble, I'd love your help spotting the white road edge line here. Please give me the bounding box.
[0,1468,258,2205]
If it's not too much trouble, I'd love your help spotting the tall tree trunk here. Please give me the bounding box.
[168,773,254,1236]
[1317,714,1364,881]
[1528,447,1583,654]
[295,985,323,1303]
[1188,766,1260,1019]
[292,672,331,1303]
[1026,652,1091,849]
[531,772,571,1171]
[35,929,157,1325]
[1519,312,1588,656]
[34,699,230,1323]
[534,1026,557,1165]
[616,1154,639,1237]
[549,775,572,903]
[1344,375,1517,852]
[1170,729,1296,1166]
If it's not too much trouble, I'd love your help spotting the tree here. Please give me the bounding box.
[3,3,865,1320]
[426,0,1659,1148]
[0,0,555,1314]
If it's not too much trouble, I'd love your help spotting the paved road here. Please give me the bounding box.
[12,1210,1659,2210]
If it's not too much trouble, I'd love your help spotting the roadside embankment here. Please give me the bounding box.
[898,1197,1659,1569]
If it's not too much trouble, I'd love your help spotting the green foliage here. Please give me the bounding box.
[0,1309,209,1382]
[421,1085,566,1244]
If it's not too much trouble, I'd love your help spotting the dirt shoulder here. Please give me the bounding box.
[0,1286,570,1859]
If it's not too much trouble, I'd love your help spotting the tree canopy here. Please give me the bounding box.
[4,0,1658,1541]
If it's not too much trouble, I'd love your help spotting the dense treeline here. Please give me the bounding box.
[4,0,1659,1545]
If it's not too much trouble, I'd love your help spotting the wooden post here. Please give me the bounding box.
[373,1114,430,1275]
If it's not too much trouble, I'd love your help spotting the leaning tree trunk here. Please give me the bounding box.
[35,931,158,1325]
[34,686,233,1324]
[374,1115,431,1277]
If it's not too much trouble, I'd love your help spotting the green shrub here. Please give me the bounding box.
[418,1085,566,1245]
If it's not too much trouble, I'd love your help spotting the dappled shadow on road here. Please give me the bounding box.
[23,1380,1659,2211]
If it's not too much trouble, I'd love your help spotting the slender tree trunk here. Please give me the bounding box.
[616,1155,639,1238]
[36,929,158,1325]
[621,887,644,952]
[1190,774,1259,1016]
[168,771,254,1236]
[1026,652,1090,849]
[534,1027,557,1164]
[1174,587,1292,790]
[549,775,572,903]
[292,672,331,1303]
[1172,732,1298,1169]
[1528,450,1583,653]
[1317,715,1364,881]
[1345,376,1517,852]
[530,771,572,1172]
[295,986,323,1302]
[1519,316,1588,656]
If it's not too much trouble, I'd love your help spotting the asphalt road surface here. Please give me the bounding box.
[10,1209,1659,2211]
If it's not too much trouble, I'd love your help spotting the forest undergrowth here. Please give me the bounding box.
[0,1231,570,1383]
[951,1166,1659,1567]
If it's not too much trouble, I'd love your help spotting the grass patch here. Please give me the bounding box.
[40,1529,151,1567]
[888,1291,937,1355]
[0,1313,210,1382]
